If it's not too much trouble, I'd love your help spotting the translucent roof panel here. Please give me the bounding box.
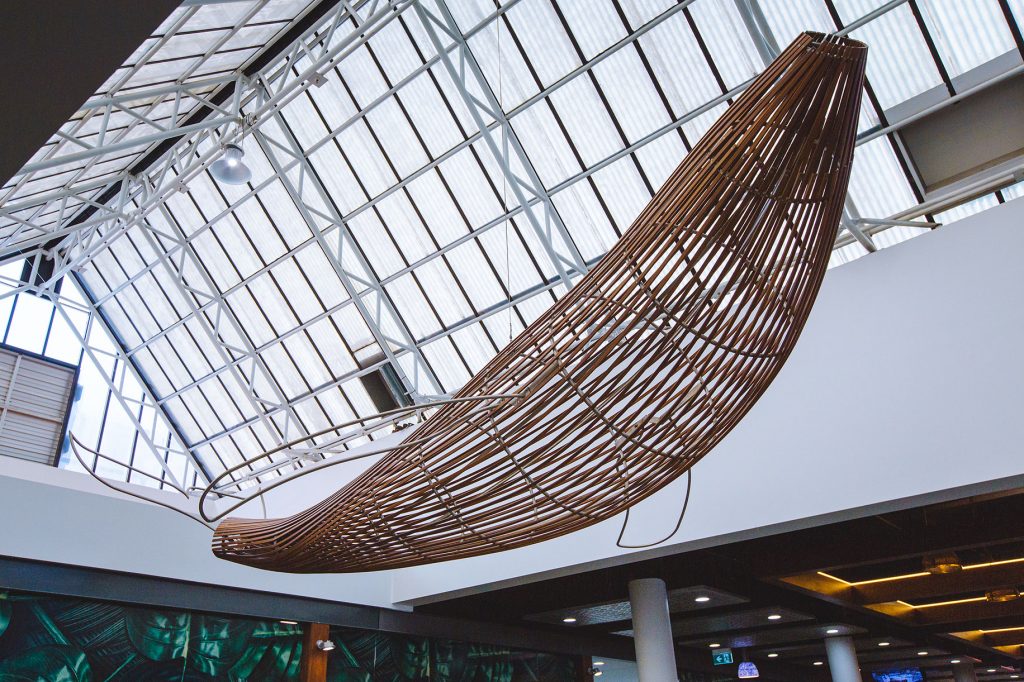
[6,0,1020,481]
[917,0,1017,77]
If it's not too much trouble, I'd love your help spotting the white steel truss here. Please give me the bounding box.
[144,197,307,451]
[0,0,281,249]
[0,0,415,261]
[0,0,418,481]
[253,108,445,399]
[414,0,589,292]
[0,273,205,488]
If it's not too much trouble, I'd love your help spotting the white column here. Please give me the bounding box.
[628,578,678,682]
[824,635,861,682]
[952,661,978,682]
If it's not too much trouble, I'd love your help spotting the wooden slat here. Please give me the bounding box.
[299,622,330,682]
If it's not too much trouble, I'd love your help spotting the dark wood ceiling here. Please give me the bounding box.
[419,489,1024,680]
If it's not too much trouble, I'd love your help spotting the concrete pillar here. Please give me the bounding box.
[628,578,677,682]
[952,661,978,682]
[824,635,861,682]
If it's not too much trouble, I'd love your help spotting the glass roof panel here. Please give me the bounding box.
[840,2,944,109]
[552,181,619,262]
[504,0,581,88]
[467,21,539,111]
[758,0,835,44]
[547,77,624,169]
[637,13,724,113]
[916,0,1016,77]
[1003,180,1024,201]
[933,192,1001,223]
[590,156,654,235]
[688,0,763,86]
[556,0,628,60]
[8,0,1018,480]
[846,137,918,219]
[592,48,674,145]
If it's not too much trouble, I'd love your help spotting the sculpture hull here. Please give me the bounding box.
[213,32,867,573]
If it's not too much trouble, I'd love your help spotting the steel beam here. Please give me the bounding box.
[145,199,305,450]
[28,278,208,487]
[0,0,258,229]
[0,0,414,262]
[17,116,239,177]
[253,110,444,399]
[732,0,781,67]
[414,0,588,292]
[842,198,879,253]
[858,63,1024,144]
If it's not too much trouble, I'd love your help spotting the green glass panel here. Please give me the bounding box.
[0,644,92,682]
[124,609,190,662]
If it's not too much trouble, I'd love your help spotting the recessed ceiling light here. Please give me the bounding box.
[986,587,1023,603]
[813,661,824,666]
[917,651,928,656]
[695,596,711,603]
[709,643,721,649]
[768,653,779,658]
[923,552,962,575]
[768,614,782,621]
[878,642,890,647]
[562,617,577,623]
[987,669,996,673]
[826,628,840,634]
[279,619,298,625]
[950,659,961,664]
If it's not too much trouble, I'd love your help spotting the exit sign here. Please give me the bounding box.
[712,649,734,665]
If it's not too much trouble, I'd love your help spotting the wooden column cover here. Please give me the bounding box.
[299,622,330,682]
[575,655,594,682]
[212,32,868,573]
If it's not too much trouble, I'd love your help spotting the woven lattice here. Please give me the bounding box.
[212,32,867,573]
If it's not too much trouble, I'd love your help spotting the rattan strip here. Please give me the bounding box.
[212,32,867,573]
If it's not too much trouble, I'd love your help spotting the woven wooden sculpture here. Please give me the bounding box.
[212,32,867,573]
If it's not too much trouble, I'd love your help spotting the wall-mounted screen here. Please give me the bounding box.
[871,669,924,682]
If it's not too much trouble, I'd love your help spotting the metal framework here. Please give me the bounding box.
[1,0,1021,486]
[0,0,289,250]
[0,272,203,488]
[252,108,444,399]
[0,0,413,263]
[414,0,589,291]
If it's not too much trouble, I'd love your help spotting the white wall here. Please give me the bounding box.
[390,197,1024,605]
[0,455,397,607]
[1,198,1022,610]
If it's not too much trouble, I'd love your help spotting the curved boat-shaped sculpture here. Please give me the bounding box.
[213,32,867,572]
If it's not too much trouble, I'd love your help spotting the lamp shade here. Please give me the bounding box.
[210,144,251,184]
[738,661,760,678]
